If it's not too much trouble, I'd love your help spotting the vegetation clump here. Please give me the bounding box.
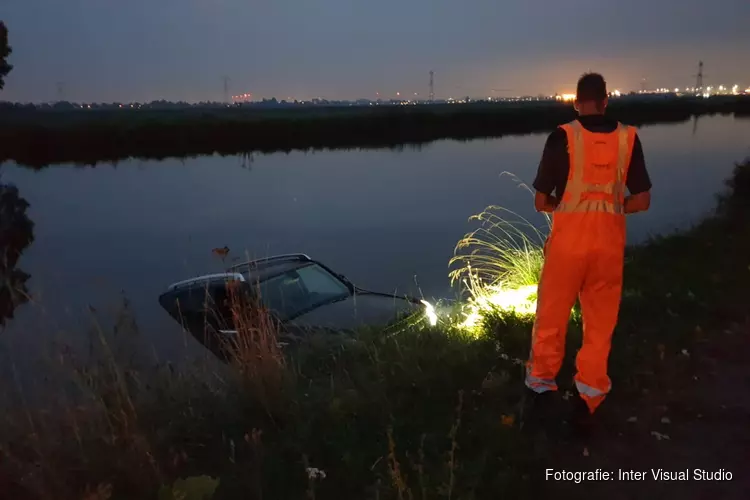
[0,159,748,499]
[449,175,550,330]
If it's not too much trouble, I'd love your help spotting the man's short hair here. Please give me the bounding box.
[576,73,607,102]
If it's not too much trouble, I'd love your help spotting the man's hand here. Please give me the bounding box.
[534,191,560,213]
[624,191,651,214]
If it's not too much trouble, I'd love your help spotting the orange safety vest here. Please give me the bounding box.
[548,119,637,252]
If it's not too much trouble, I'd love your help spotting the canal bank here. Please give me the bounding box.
[0,158,748,500]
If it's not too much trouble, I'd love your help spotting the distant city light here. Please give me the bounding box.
[232,92,253,103]
[556,93,576,102]
[38,79,750,109]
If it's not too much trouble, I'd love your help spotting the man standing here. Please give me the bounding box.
[525,73,652,434]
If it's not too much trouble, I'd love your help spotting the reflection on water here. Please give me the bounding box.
[0,115,748,358]
[0,183,34,327]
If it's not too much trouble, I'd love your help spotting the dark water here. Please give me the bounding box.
[1,115,749,359]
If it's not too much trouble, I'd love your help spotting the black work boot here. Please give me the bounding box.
[568,396,595,441]
[521,389,563,435]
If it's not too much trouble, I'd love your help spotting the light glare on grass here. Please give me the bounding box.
[449,174,550,331]
[420,300,439,326]
[458,283,538,329]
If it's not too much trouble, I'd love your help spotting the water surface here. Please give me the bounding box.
[2,115,749,358]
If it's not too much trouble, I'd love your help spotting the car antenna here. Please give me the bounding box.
[413,274,425,300]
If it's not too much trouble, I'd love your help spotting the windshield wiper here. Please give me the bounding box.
[286,293,351,321]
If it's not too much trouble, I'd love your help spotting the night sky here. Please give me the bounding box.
[2,0,749,103]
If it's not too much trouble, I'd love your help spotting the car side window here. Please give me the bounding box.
[257,273,304,319]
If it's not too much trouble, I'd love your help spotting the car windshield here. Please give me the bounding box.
[256,263,351,321]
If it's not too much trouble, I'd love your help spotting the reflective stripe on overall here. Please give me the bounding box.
[525,119,635,413]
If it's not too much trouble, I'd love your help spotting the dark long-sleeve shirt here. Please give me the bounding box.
[532,115,652,198]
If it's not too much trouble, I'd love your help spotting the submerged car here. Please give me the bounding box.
[158,253,438,360]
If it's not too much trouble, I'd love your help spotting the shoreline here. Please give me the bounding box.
[0,159,748,499]
[1,95,748,168]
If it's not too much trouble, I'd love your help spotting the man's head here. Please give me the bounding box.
[574,72,608,115]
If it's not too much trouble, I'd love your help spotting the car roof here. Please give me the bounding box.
[246,260,311,283]
[228,254,317,284]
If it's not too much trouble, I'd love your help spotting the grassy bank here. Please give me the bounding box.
[1,159,749,499]
[1,95,749,168]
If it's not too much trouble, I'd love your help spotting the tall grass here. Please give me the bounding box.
[0,303,165,499]
[0,281,533,499]
[221,282,287,416]
[1,159,748,499]
[449,205,549,291]
[0,287,293,500]
[448,174,550,328]
[450,173,549,288]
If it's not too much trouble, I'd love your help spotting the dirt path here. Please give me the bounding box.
[532,318,750,499]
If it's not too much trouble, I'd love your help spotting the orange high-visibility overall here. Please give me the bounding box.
[526,119,637,413]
